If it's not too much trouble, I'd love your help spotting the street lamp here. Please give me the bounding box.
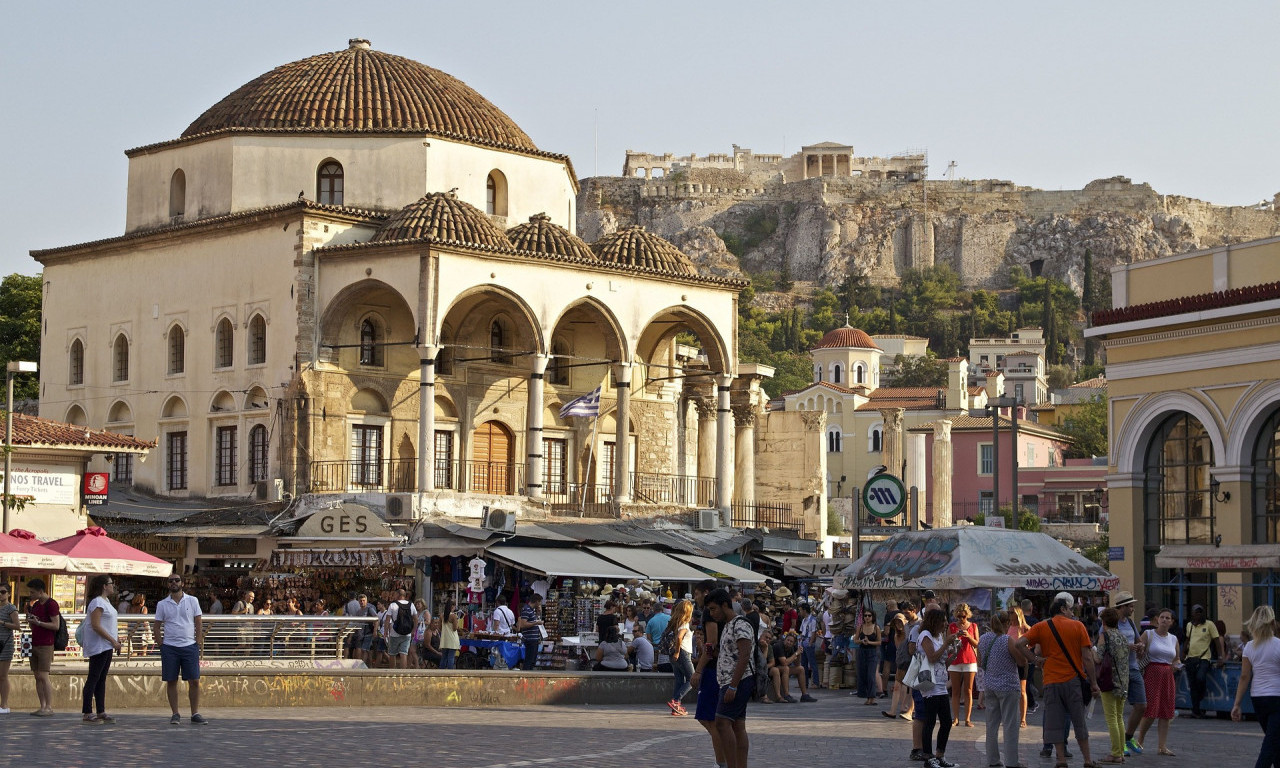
[971,395,1018,518]
[4,360,38,534]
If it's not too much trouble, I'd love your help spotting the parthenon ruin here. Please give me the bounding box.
[621,142,928,184]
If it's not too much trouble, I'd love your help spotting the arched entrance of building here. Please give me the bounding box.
[470,420,514,494]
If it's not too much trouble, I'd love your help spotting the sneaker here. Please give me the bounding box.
[1040,746,1054,759]
[82,715,103,725]
[169,713,182,725]
[800,694,817,702]
[0,708,9,714]
[933,759,958,768]
[1028,704,1040,715]
[910,749,926,761]
[190,713,209,725]
[1126,738,1143,755]
[782,694,798,703]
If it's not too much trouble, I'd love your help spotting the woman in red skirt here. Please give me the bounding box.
[1135,608,1181,756]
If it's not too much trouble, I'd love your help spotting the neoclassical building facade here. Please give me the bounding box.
[34,40,776,522]
[1088,235,1280,627]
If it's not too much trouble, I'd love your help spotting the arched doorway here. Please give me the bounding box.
[1144,412,1215,612]
[470,421,514,494]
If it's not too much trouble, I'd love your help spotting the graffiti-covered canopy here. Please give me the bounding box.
[838,527,1118,593]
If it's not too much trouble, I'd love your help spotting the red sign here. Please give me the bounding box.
[83,472,109,505]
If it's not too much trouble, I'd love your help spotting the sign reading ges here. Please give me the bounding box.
[297,504,394,539]
[862,474,906,519]
[84,472,109,505]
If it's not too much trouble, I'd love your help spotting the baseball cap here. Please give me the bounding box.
[1054,591,1075,608]
[1111,590,1136,607]
[922,589,936,600]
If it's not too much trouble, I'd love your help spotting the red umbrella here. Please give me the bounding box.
[0,529,69,570]
[44,526,173,577]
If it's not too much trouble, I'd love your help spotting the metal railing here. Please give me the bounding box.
[631,472,716,507]
[307,459,527,495]
[731,501,805,535]
[35,614,375,663]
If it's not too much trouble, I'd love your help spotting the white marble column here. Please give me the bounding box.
[525,354,549,499]
[416,344,439,492]
[715,375,734,522]
[932,420,953,527]
[612,364,632,503]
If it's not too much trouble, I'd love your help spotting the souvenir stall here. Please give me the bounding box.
[266,504,413,611]
[486,545,643,670]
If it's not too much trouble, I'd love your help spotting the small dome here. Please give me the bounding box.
[507,213,595,261]
[182,40,538,153]
[815,325,881,350]
[591,226,697,276]
[373,191,513,249]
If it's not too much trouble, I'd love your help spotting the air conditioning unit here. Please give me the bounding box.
[696,509,720,531]
[254,479,285,501]
[482,507,517,533]
[386,493,422,521]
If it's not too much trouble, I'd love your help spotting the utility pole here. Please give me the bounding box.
[4,361,39,534]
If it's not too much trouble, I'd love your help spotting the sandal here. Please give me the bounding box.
[1100,757,1126,764]
[1157,748,1176,757]
[882,710,895,718]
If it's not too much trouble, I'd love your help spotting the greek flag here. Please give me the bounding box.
[559,386,602,419]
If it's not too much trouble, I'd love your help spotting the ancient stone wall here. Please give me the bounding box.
[578,173,1280,292]
[754,409,827,538]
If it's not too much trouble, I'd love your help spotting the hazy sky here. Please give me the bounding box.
[4,1,1278,276]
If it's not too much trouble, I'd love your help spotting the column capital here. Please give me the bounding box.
[530,353,550,376]
[732,404,758,428]
[612,361,633,385]
[416,344,439,359]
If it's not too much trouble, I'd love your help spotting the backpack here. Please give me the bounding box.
[54,613,70,651]
[392,600,414,636]
[733,615,769,702]
[657,623,677,658]
[75,617,87,649]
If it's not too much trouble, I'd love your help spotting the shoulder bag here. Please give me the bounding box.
[1096,632,1115,692]
[1047,617,1092,705]
[906,634,938,691]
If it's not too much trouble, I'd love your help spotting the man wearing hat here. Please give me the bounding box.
[1182,603,1224,719]
[1018,592,1101,767]
[1109,590,1147,754]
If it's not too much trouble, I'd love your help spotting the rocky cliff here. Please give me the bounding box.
[577,172,1280,294]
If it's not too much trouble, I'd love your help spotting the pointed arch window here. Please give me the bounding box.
[248,314,267,365]
[168,326,185,375]
[832,364,842,384]
[215,318,234,368]
[69,338,84,386]
[169,169,186,219]
[317,161,343,205]
[359,318,383,366]
[249,424,269,484]
[112,334,129,383]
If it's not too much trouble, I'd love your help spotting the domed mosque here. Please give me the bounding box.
[33,39,766,527]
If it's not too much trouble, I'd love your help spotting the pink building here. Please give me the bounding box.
[909,413,1106,525]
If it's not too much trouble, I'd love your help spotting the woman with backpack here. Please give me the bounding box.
[668,599,694,715]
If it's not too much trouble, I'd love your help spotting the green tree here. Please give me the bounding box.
[886,353,947,387]
[0,273,42,401]
[1058,394,1108,459]
[974,507,1042,531]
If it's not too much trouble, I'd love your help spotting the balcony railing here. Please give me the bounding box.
[731,501,806,536]
[307,459,526,495]
[631,472,716,507]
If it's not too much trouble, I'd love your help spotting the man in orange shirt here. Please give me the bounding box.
[1017,592,1101,768]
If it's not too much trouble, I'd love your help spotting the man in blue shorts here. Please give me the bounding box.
[154,574,207,724]
[708,588,754,768]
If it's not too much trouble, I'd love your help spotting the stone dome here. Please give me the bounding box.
[814,325,881,350]
[591,226,698,276]
[507,213,595,261]
[182,39,538,152]
[373,191,513,249]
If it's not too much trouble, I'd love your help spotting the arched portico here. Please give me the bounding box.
[318,279,418,374]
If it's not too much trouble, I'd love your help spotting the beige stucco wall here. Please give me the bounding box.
[126,135,577,234]
[754,409,827,535]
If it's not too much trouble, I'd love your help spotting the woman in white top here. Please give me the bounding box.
[81,574,122,724]
[1134,608,1181,756]
[1232,605,1280,768]
[917,607,959,768]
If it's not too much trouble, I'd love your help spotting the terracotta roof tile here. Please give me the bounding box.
[1092,280,1280,327]
[909,413,1067,439]
[13,414,154,451]
[815,325,880,350]
[373,191,512,249]
[591,226,697,276]
[869,387,943,399]
[854,397,940,411]
[781,381,861,397]
[507,213,595,261]
[183,40,538,152]
[1069,377,1108,389]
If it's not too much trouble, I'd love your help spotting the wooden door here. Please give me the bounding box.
[470,421,513,494]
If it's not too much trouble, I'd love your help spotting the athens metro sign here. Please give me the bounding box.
[863,474,906,519]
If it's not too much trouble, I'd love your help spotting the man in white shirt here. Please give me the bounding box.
[154,574,207,725]
[493,594,517,635]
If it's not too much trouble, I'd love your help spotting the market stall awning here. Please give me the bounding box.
[403,535,489,559]
[1153,544,1280,571]
[0,529,69,570]
[670,553,766,583]
[586,546,710,582]
[44,526,173,577]
[487,545,642,579]
[837,527,1118,592]
[777,557,854,580]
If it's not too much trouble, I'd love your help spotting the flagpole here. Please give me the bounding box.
[579,414,600,518]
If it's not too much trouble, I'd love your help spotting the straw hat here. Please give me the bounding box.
[1111,589,1136,607]
[774,586,793,598]
[599,584,615,596]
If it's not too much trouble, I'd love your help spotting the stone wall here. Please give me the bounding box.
[579,173,1280,292]
[754,409,827,537]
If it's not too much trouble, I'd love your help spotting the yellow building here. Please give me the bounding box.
[1087,235,1280,626]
